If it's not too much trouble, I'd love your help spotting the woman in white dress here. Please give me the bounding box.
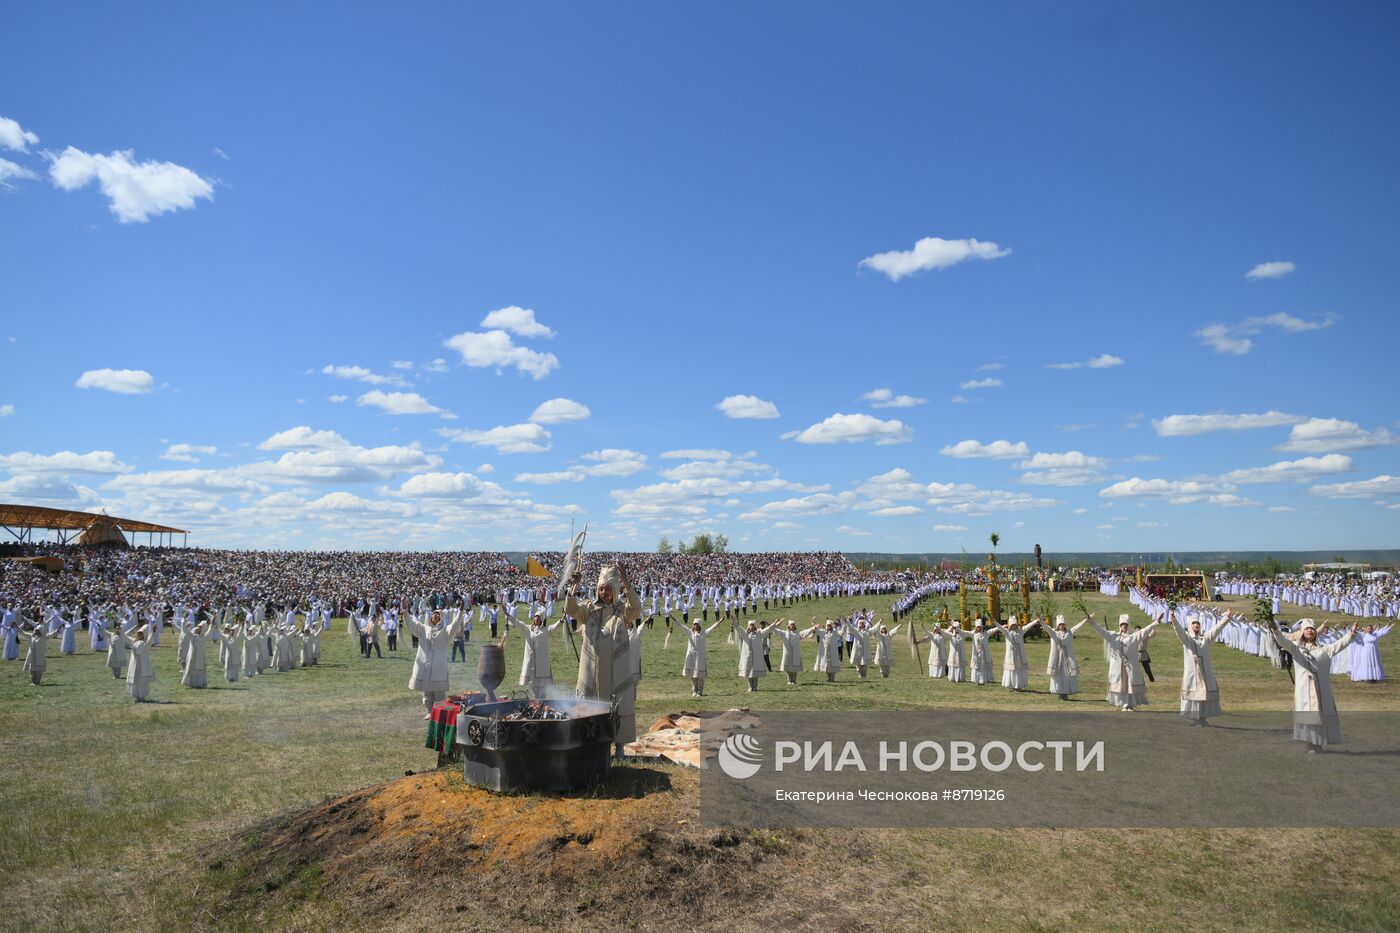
[946,623,968,683]
[1270,618,1358,751]
[105,614,129,679]
[1170,610,1232,725]
[1084,614,1160,711]
[682,618,724,697]
[1045,615,1087,699]
[221,620,243,683]
[733,619,779,692]
[509,611,564,698]
[917,624,948,679]
[22,619,53,685]
[848,620,874,679]
[873,623,903,678]
[777,620,813,685]
[408,609,464,718]
[991,616,1040,691]
[123,626,155,702]
[812,621,843,683]
[181,618,212,689]
[970,621,994,685]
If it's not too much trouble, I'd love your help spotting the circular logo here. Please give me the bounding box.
[717,732,763,780]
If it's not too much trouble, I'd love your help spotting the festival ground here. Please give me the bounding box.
[3,591,1398,931]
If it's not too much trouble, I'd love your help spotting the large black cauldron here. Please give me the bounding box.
[455,697,616,792]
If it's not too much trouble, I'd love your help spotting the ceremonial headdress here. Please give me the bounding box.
[598,565,621,591]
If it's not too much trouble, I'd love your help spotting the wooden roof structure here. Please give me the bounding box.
[0,501,186,537]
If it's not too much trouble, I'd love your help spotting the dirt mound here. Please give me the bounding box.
[202,762,861,931]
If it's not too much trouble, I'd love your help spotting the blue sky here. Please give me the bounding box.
[1,2,1397,552]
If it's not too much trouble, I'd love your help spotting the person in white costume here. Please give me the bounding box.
[1045,615,1087,699]
[682,618,724,697]
[991,615,1040,691]
[1083,613,1160,710]
[1270,618,1358,751]
[732,618,780,692]
[408,609,465,720]
[873,622,903,678]
[509,610,564,698]
[1169,610,1232,726]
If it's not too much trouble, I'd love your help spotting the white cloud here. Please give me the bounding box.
[443,329,559,380]
[1268,506,1296,513]
[661,449,736,460]
[479,306,555,338]
[0,117,39,152]
[356,390,444,416]
[327,395,348,403]
[1098,477,1258,507]
[738,492,858,521]
[940,439,1029,459]
[514,470,587,485]
[976,362,1004,372]
[1218,454,1352,484]
[859,236,1010,281]
[1246,261,1295,280]
[1153,411,1306,436]
[243,444,440,484]
[106,468,267,495]
[302,492,412,516]
[836,525,871,536]
[717,394,780,419]
[787,413,911,445]
[1276,418,1395,453]
[871,505,922,516]
[75,368,154,395]
[0,474,101,507]
[423,358,449,373]
[959,378,1002,389]
[390,360,414,370]
[0,450,132,474]
[476,463,494,474]
[1014,450,1108,486]
[660,456,768,481]
[1046,353,1125,370]
[47,146,213,223]
[258,427,350,451]
[1195,324,1253,355]
[1196,313,1335,355]
[862,388,927,409]
[578,448,648,476]
[926,486,1059,515]
[0,404,12,417]
[1072,508,1088,514]
[0,157,37,189]
[933,524,968,532]
[161,443,217,463]
[440,423,552,454]
[855,468,930,502]
[383,472,506,500]
[320,364,407,387]
[529,398,591,424]
[1309,475,1400,499]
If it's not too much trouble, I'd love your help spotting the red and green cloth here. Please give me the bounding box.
[423,692,486,753]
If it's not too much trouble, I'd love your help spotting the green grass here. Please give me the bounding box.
[2,590,1397,930]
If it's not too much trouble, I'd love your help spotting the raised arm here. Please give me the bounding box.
[1083,616,1112,641]
[705,619,724,635]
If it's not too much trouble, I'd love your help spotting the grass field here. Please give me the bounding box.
[2,590,1397,931]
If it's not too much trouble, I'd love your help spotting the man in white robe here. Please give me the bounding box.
[567,565,642,757]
